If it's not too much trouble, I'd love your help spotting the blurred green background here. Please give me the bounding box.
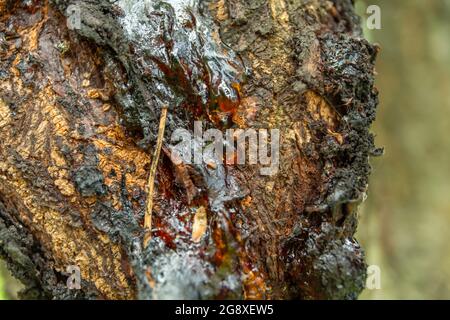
[0,260,22,299]
[356,0,450,299]
[1,0,449,300]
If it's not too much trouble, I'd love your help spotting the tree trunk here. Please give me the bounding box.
[0,0,379,299]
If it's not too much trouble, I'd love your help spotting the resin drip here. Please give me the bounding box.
[117,0,246,142]
[50,0,252,299]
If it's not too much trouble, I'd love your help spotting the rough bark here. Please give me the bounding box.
[0,0,379,299]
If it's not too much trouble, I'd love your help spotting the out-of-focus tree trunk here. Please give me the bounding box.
[0,0,378,299]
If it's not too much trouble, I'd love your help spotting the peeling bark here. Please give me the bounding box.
[0,0,379,299]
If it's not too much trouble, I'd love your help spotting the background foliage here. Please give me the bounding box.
[357,0,450,299]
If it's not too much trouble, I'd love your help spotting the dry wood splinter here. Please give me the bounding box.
[144,106,168,248]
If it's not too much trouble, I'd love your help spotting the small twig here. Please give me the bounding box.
[144,106,168,248]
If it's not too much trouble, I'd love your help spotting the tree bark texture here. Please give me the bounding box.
[0,0,379,299]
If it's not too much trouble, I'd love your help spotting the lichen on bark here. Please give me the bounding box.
[0,0,379,300]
